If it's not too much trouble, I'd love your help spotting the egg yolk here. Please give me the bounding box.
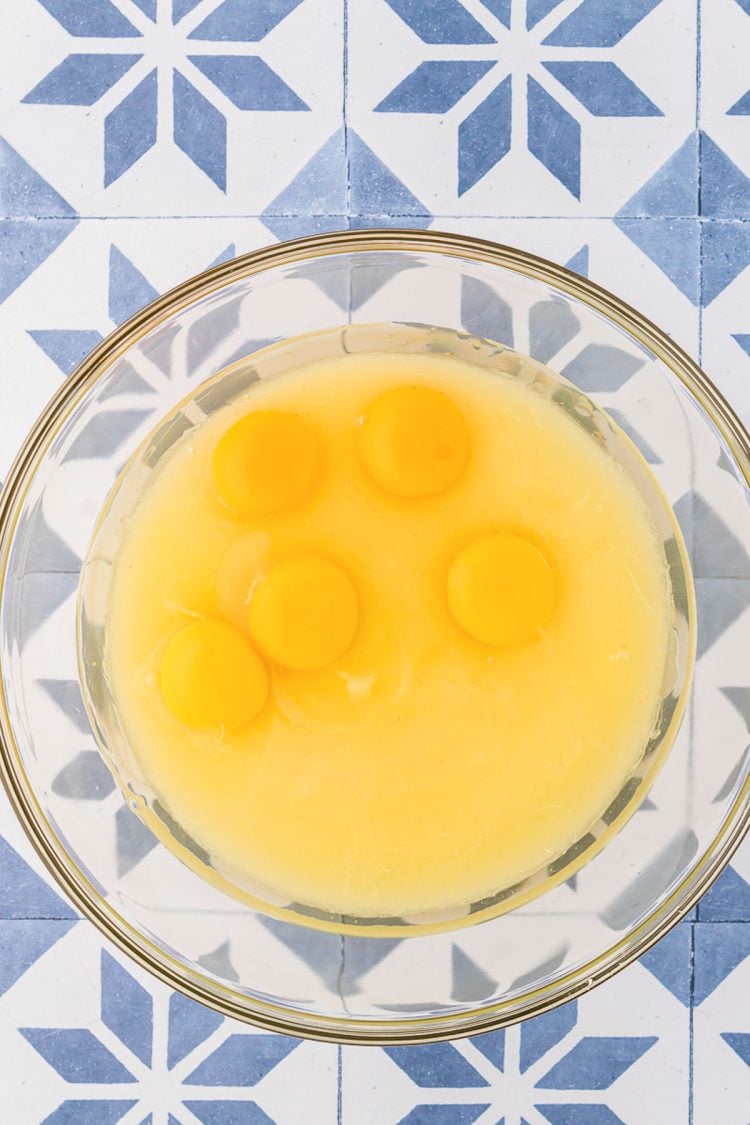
[248,555,359,671]
[359,385,469,498]
[211,410,321,516]
[447,532,558,647]
[159,619,269,728]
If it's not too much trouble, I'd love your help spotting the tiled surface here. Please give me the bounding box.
[342,945,691,1124]
[0,1,749,1123]
[347,0,698,216]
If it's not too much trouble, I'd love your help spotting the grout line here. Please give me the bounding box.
[687,0,701,842]
[685,918,750,923]
[2,213,738,222]
[698,222,704,368]
[337,1044,343,1125]
[696,0,703,218]
[0,915,81,921]
[696,0,705,364]
[343,0,351,223]
[688,921,696,1125]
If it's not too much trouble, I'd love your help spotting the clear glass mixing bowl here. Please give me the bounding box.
[0,229,748,1043]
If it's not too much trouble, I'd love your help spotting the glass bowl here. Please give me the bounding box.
[0,229,748,1044]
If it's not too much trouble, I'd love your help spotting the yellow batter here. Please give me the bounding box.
[106,351,673,918]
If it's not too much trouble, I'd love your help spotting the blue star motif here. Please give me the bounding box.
[378,0,664,197]
[24,0,310,190]
[20,949,299,1122]
[384,1000,657,1122]
[726,0,750,119]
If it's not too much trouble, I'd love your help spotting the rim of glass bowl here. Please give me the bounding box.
[0,228,747,1045]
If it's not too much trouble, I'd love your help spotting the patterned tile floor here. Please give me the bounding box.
[0,1,749,1122]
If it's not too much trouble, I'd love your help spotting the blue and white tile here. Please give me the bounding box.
[0,920,339,1123]
[427,216,700,355]
[341,945,690,1124]
[0,0,344,217]
[348,0,697,217]
[701,220,750,422]
[0,209,705,474]
[0,215,283,478]
[693,922,750,1125]
[699,0,750,214]
[0,821,80,1024]
[699,838,750,923]
[0,776,82,909]
[695,675,750,923]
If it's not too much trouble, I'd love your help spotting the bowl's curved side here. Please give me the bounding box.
[0,227,748,1044]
